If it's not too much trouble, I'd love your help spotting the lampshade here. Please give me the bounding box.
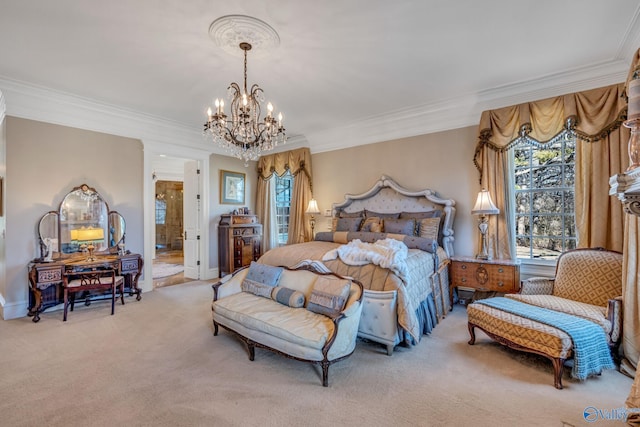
[305,199,320,215]
[472,189,499,215]
[75,227,105,242]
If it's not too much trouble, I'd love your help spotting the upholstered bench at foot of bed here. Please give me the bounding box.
[466,303,573,389]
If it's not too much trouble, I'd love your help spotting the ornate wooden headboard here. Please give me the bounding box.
[332,175,456,256]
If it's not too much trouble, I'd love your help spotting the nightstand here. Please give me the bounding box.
[449,256,520,307]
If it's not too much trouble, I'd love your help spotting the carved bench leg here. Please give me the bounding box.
[551,358,565,390]
[322,361,330,387]
[248,343,255,361]
[467,322,476,345]
[212,320,219,336]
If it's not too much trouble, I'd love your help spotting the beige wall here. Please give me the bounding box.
[311,125,480,256]
[208,154,258,270]
[4,117,143,319]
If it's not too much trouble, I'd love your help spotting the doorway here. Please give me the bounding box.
[153,179,190,287]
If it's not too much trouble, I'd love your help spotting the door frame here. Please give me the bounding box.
[142,141,212,292]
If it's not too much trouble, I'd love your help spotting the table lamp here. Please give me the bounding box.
[472,189,499,260]
[76,227,105,261]
[305,199,321,239]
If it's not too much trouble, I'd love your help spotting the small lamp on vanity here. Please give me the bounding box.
[305,199,321,240]
[472,189,499,260]
[76,227,105,262]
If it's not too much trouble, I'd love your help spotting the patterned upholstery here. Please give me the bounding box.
[467,249,622,388]
[467,303,573,359]
[552,249,622,307]
[506,294,612,342]
[516,248,623,342]
[520,277,555,295]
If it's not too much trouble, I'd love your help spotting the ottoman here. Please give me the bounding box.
[467,302,573,389]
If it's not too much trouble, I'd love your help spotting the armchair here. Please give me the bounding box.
[509,247,623,346]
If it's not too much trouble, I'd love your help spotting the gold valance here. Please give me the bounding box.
[256,147,312,183]
[474,83,627,180]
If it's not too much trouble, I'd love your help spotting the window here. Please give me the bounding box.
[513,132,576,260]
[275,171,294,245]
[155,197,167,225]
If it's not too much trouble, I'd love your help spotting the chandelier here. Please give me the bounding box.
[204,41,286,166]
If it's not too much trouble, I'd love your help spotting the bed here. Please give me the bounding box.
[258,175,456,355]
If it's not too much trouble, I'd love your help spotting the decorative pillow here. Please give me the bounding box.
[271,286,306,308]
[360,216,382,233]
[418,217,441,241]
[365,210,400,219]
[338,210,364,218]
[307,276,351,318]
[404,210,445,243]
[399,211,436,220]
[383,218,415,235]
[335,217,362,232]
[241,262,284,298]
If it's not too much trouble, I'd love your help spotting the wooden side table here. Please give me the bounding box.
[449,256,520,308]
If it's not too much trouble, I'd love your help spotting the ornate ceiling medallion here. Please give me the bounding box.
[208,15,280,58]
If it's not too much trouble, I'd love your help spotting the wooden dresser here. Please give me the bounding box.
[218,214,263,277]
[449,256,520,307]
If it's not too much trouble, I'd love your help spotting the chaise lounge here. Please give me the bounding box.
[466,247,622,389]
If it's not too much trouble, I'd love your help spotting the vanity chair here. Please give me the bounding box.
[63,269,125,321]
[28,184,144,322]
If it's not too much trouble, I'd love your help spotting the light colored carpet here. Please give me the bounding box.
[152,262,184,279]
[0,281,632,426]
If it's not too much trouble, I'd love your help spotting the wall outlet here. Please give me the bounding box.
[324,209,332,217]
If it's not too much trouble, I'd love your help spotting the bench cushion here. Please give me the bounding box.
[213,292,335,350]
[467,302,573,359]
[505,294,611,341]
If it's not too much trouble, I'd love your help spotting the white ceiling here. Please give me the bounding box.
[1,1,640,156]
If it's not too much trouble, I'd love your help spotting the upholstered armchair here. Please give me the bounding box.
[507,247,623,347]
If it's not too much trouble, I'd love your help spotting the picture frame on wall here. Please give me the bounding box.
[220,170,245,204]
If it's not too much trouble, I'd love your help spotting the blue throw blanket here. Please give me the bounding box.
[475,297,615,380]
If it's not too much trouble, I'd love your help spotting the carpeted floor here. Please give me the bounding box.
[0,281,632,426]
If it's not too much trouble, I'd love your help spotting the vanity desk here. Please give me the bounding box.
[28,183,144,322]
[28,253,143,322]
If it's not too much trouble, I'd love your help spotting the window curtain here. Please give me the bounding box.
[255,175,278,252]
[255,147,313,245]
[474,84,629,259]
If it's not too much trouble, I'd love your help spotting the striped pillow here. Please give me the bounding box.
[419,217,441,241]
[271,287,306,308]
[307,276,351,318]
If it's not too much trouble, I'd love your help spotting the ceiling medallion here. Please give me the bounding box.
[204,15,285,166]
[208,15,280,58]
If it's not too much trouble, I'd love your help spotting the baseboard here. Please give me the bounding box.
[1,299,29,320]
[205,268,219,281]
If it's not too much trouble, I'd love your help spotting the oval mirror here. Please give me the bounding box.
[59,184,109,254]
[108,211,126,248]
[38,211,59,257]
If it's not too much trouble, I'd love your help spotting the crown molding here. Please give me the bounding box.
[308,58,630,153]
[0,53,633,158]
[0,76,222,154]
